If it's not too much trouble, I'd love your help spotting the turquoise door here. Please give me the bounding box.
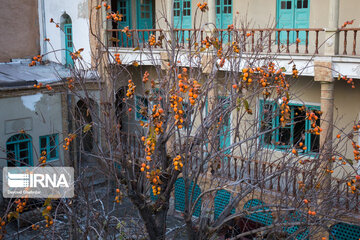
[294,0,310,41]
[136,0,153,43]
[216,0,233,43]
[277,0,309,43]
[216,0,233,29]
[117,0,132,47]
[174,0,192,44]
[64,24,73,66]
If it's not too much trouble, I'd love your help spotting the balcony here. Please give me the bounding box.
[107,28,360,56]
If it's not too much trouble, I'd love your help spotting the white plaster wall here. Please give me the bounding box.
[38,0,92,67]
[0,93,65,167]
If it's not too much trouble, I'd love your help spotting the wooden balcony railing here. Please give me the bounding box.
[107,27,360,57]
[339,28,360,55]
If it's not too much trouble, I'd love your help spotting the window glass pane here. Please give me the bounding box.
[281,1,286,9]
[7,144,16,161]
[228,6,231,13]
[19,141,28,150]
[297,0,302,8]
[310,110,321,152]
[224,7,227,13]
[50,147,57,159]
[261,104,273,145]
[303,0,308,8]
[20,150,28,159]
[228,0,232,5]
[216,7,220,14]
[216,0,220,5]
[40,137,47,149]
[136,96,149,121]
[279,127,291,146]
[287,1,292,9]
[293,106,306,151]
[49,135,56,147]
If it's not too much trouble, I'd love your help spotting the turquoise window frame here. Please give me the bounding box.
[39,134,59,161]
[135,95,149,122]
[259,99,320,154]
[64,23,73,67]
[6,134,33,166]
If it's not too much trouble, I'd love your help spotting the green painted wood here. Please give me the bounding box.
[329,223,360,240]
[283,211,309,240]
[277,0,309,43]
[64,24,73,66]
[136,0,153,42]
[117,0,132,47]
[39,134,59,161]
[174,0,192,43]
[214,189,235,220]
[243,199,273,226]
[259,100,319,154]
[6,134,33,166]
[174,177,202,217]
[216,0,233,43]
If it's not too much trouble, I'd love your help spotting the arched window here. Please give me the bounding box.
[6,134,33,166]
[61,13,73,67]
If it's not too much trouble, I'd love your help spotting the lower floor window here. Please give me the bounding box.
[259,100,320,153]
[40,134,59,161]
[6,134,33,166]
[135,95,149,121]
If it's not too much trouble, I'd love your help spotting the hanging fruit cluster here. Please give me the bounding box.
[151,104,164,135]
[63,134,76,151]
[122,26,131,38]
[142,71,150,83]
[197,2,208,12]
[307,111,322,136]
[232,41,240,53]
[14,198,27,213]
[29,55,42,67]
[188,80,200,105]
[46,84,53,90]
[33,83,43,89]
[337,74,355,88]
[114,53,121,64]
[67,78,74,89]
[39,151,47,164]
[292,64,299,78]
[147,169,162,196]
[347,175,360,194]
[173,155,183,171]
[114,188,123,203]
[126,79,136,98]
[170,94,184,129]
[149,34,156,46]
[106,12,123,22]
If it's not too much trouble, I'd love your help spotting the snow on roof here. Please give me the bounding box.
[0,60,70,88]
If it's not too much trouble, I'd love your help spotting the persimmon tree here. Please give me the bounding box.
[1,1,360,240]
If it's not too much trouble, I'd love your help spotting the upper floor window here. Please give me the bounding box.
[6,134,33,166]
[259,100,320,153]
[61,13,73,67]
[135,95,149,121]
[40,134,59,161]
